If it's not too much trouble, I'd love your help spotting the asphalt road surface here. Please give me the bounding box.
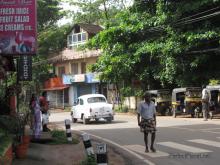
[50,112,220,165]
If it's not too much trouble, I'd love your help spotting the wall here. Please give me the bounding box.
[123,96,142,110]
[54,57,97,75]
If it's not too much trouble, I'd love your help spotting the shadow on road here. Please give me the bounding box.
[49,120,128,126]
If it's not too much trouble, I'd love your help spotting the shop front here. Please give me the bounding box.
[43,77,69,109]
[63,73,101,106]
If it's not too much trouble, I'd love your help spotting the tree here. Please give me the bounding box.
[66,0,129,24]
[37,0,65,31]
[32,0,71,91]
[88,0,220,93]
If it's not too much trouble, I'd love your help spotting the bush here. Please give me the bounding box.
[47,130,79,145]
[0,133,12,157]
[81,156,96,165]
[114,105,128,113]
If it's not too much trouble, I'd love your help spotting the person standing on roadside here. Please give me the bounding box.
[202,86,211,121]
[33,97,42,139]
[39,91,50,132]
[29,94,36,129]
[29,94,42,139]
[137,92,157,153]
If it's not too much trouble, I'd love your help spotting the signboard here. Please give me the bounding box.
[75,74,85,82]
[96,143,107,154]
[63,74,85,84]
[63,75,75,84]
[18,55,32,81]
[86,73,100,83]
[0,0,37,55]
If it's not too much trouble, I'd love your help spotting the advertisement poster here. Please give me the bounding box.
[0,0,37,55]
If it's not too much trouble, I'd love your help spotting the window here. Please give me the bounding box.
[68,35,72,45]
[78,34,82,42]
[67,32,87,48]
[81,62,86,74]
[73,35,77,42]
[87,97,106,103]
[82,33,86,41]
[58,66,65,76]
[71,63,78,74]
[80,99,84,105]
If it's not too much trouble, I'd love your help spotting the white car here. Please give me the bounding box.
[71,94,114,124]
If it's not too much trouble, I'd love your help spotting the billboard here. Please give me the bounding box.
[0,0,37,55]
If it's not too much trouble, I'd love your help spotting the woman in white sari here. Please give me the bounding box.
[33,97,42,139]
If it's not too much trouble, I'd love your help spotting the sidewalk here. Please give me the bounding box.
[13,124,130,165]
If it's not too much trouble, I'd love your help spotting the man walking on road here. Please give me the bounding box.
[137,92,157,153]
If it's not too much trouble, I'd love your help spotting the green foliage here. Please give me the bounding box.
[209,79,220,85]
[80,155,96,165]
[0,133,12,157]
[67,0,128,25]
[25,3,72,93]
[88,0,220,89]
[114,105,128,113]
[48,130,79,145]
[37,0,65,31]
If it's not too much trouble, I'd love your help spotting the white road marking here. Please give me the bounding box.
[169,127,195,131]
[157,142,212,153]
[199,128,220,131]
[188,139,220,148]
[202,130,220,134]
[124,145,169,158]
[77,130,156,165]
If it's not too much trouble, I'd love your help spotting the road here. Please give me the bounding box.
[49,112,220,165]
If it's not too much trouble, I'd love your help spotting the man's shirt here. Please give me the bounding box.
[138,101,156,120]
[202,88,211,102]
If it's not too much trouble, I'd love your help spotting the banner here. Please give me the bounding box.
[18,55,32,81]
[0,0,37,55]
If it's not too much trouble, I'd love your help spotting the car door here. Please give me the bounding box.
[78,98,86,118]
[73,98,80,118]
[75,98,86,118]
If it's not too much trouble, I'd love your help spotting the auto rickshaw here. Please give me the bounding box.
[172,87,202,118]
[206,85,220,118]
[147,89,171,116]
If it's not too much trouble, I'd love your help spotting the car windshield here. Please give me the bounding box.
[87,97,106,103]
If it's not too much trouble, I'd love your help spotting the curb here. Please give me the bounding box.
[52,123,155,165]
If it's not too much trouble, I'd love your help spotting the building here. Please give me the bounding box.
[43,23,107,108]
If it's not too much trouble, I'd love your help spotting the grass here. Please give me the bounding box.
[80,156,96,165]
[46,130,79,145]
[0,135,12,157]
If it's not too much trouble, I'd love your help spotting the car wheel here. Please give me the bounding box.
[106,117,112,123]
[72,117,77,123]
[95,118,99,122]
[83,115,89,124]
